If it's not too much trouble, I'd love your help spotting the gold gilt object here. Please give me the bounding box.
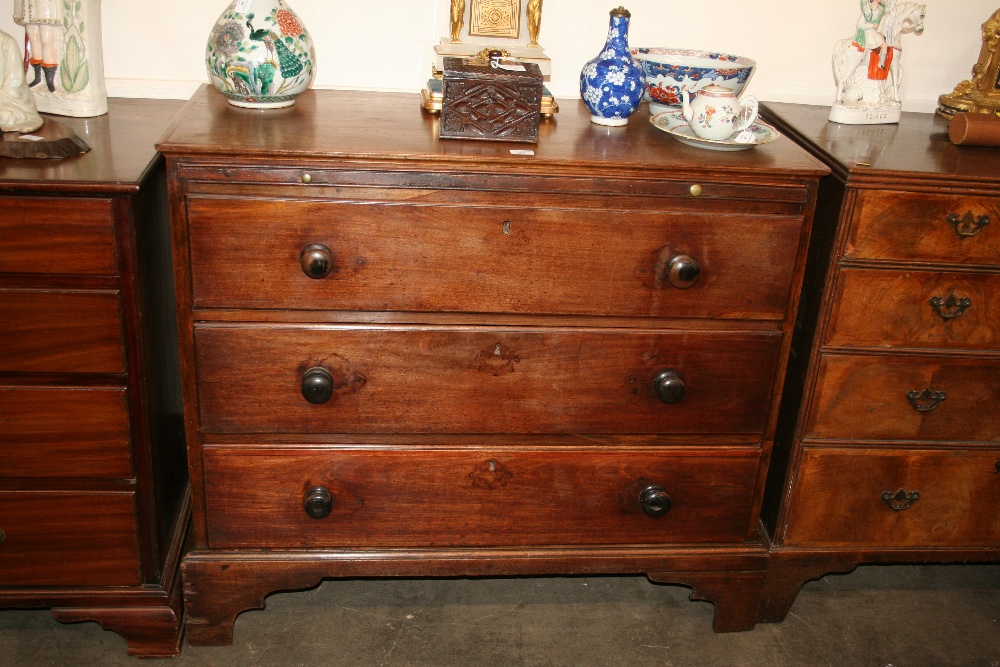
[937,8,1000,118]
[470,0,521,39]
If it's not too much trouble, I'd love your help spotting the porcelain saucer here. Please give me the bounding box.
[650,110,782,151]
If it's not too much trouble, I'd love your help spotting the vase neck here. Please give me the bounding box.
[604,15,631,50]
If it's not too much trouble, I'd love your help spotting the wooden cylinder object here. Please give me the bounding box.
[949,113,1000,146]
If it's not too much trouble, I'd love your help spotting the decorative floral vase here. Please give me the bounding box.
[206,0,316,109]
[579,7,644,126]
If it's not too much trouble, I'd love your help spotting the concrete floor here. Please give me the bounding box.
[1,564,997,666]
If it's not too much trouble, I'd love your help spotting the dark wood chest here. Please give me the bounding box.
[157,86,827,644]
[0,99,189,657]
[760,103,1000,621]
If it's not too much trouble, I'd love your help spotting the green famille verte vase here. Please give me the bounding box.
[205,0,316,109]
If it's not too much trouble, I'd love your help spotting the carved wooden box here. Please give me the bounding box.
[440,56,543,143]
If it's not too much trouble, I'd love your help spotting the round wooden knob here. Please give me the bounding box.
[667,254,701,289]
[640,485,672,517]
[653,370,685,404]
[303,486,333,519]
[300,244,334,279]
[301,367,334,404]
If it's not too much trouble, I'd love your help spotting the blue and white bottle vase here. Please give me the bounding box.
[579,7,644,126]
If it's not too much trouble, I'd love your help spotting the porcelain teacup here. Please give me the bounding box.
[681,84,759,142]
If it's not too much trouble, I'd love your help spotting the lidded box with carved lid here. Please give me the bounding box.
[440,55,543,142]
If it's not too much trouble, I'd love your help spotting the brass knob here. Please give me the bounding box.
[301,173,313,184]
[689,184,703,197]
[303,486,333,519]
[300,244,334,279]
[301,367,334,404]
[640,485,672,518]
[666,254,701,289]
[653,370,685,404]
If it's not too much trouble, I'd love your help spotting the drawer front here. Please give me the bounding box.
[806,354,1000,443]
[826,268,1000,351]
[187,197,804,320]
[203,446,760,548]
[0,386,132,478]
[0,290,124,374]
[783,447,1000,547]
[195,325,781,435]
[846,191,1000,265]
[0,198,117,276]
[0,491,142,586]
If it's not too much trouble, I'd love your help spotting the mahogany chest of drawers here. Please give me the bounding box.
[0,99,189,656]
[760,103,1000,620]
[158,86,826,644]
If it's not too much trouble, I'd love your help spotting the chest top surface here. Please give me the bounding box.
[0,98,186,194]
[764,102,1000,188]
[157,86,826,180]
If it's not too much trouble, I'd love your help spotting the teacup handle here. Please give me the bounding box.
[735,96,759,132]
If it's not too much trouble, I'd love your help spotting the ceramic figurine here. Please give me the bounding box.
[206,0,316,109]
[830,0,926,124]
[579,6,644,126]
[1,27,44,133]
[681,84,758,141]
[13,0,108,117]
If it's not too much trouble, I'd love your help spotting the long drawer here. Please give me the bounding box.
[194,325,782,435]
[805,353,1000,443]
[825,268,1000,351]
[202,445,760,548]
[0,491,142,586]
[0,289,124,374]
[186,197,804,320]
[0,386,132,478]
[844,190,1000,265]
[782,447,1000,547]
[0,197,117,276]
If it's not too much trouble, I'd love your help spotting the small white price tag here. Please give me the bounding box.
[236,0,253,13]
[510,149,535,156]
[733,130,756,144]
[498,63,527,72]
[18,135,44,142]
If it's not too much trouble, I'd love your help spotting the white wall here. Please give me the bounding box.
[1,1,993,112]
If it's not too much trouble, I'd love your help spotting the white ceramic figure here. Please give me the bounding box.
[681,84,758,141]
[13,0,108,117]
[0,28,44,132]
[830,0,925,124]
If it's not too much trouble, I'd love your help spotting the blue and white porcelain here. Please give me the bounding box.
[579,7,644,126]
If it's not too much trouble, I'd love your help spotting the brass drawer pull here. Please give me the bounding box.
[882,489,919,512]
[653,370,685,404]
[946,212,989,238]
[639,484,672,518]
[300,244,334,279]
[929,294,971,321]
[906,388,946,412]
[666,254,701,289]
[303,486,334,519]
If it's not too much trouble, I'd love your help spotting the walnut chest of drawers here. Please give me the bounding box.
[760,103,1000,620]
[0,99,189,657]
[157,86,826,644]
